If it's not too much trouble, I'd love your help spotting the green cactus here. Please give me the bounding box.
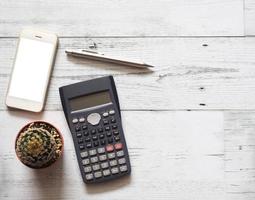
[15,122,63,168]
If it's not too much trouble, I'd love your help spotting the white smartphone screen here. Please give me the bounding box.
[8,38,55,102]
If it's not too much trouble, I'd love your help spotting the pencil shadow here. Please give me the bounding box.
[66,55,154,74]
[85,175,132,194]
[31,155,65,200]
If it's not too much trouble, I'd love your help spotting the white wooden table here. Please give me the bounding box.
[1,0,255,199]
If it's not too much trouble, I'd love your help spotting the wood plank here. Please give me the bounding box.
[1,37,255,110]
[0,111,224,200]
[225,112,255,200]
[0,0,244,37]
[245,0,255,35]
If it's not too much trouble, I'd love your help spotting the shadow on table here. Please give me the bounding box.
[66,54,155,74]
[85,175,132,194]
[31,155,65,199]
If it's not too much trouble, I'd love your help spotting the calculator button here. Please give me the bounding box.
[111,167,119,174]
[106,144,114,152]
[82,158,90,165]
[109,159,118,167]
[86,143,92,148]
[94,171,102,178]
[97,127,103,132]
[72,118,78,124]
[75,125,81,132]
[76,132,82,137]
[79,117,85,123]
[105,126,110,131]
[103,169,111,176]
[110,117,116,123]
[92,135,98,141]
[91,156,99,163]
[87,113,101,126]
[120,165,128,172]
[84,131,89,136]
[118,158,126,165]
[79,145,85,150]
[117,150,124,157]
[106,132,112,137]
[97,147,105,154]
[93,141,99,147]
[82,125,88,130]
[102,112,109,117]
[101,162,109,169]
[90,129,96,135]
[99,154,107,161]
[80,151,88,158]
[113,130,119,135]
[99,134,105,139]
[114,136,120,142]
[92,164,100,171]
[108,138,113,143]
[85,173,93,180]
[103,119,109,125]
[100,140,106,145]
[85,137,91,142]
[112,125,117,129]
[109,110,115,115]
[114,143,123,150]
[89,149,97,156]
[108,152,116,159]
[78,138,83,144]
[84,166,92,173]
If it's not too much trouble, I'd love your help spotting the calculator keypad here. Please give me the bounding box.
[72,109,130,182]
[81,144,128,181]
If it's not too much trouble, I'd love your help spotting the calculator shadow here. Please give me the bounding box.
[31,155,65,199]
[85,175,132,194]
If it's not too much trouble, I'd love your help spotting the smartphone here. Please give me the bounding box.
[6,29,58,112]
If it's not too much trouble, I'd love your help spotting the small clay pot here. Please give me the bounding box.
[15,121,64,169]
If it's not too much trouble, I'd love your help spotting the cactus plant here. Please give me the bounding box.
[15,121,63,168]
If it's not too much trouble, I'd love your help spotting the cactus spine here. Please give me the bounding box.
[16,122,63,168]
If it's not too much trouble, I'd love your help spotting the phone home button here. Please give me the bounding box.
[87,113,101,126]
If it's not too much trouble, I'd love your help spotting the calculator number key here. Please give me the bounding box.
[84,166,92,173]
[82,158,90,166]
[109,159,118,167]
[92,164,100,171]
[85,173,94,181]
[120,165,128,172]
[80,151,88,158]
[117,150,124,157]
[94,171,102,179]
[103,169,111,176]
[111,167,119,174]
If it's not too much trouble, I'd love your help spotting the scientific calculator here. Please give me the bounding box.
[59,76,131,183]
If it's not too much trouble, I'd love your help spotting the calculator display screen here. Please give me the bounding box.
[70,91,112,112]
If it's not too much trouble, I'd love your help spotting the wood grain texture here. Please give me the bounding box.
[0,111,224,200]
[245,0,255,35]
[1,0,254,199]
[0,0,244,37]
[1,37,255,110]
[225,112,255,200]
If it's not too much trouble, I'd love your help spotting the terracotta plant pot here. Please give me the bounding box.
[15,121,64,169]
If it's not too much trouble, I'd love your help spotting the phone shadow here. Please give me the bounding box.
[85,175,132,194]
